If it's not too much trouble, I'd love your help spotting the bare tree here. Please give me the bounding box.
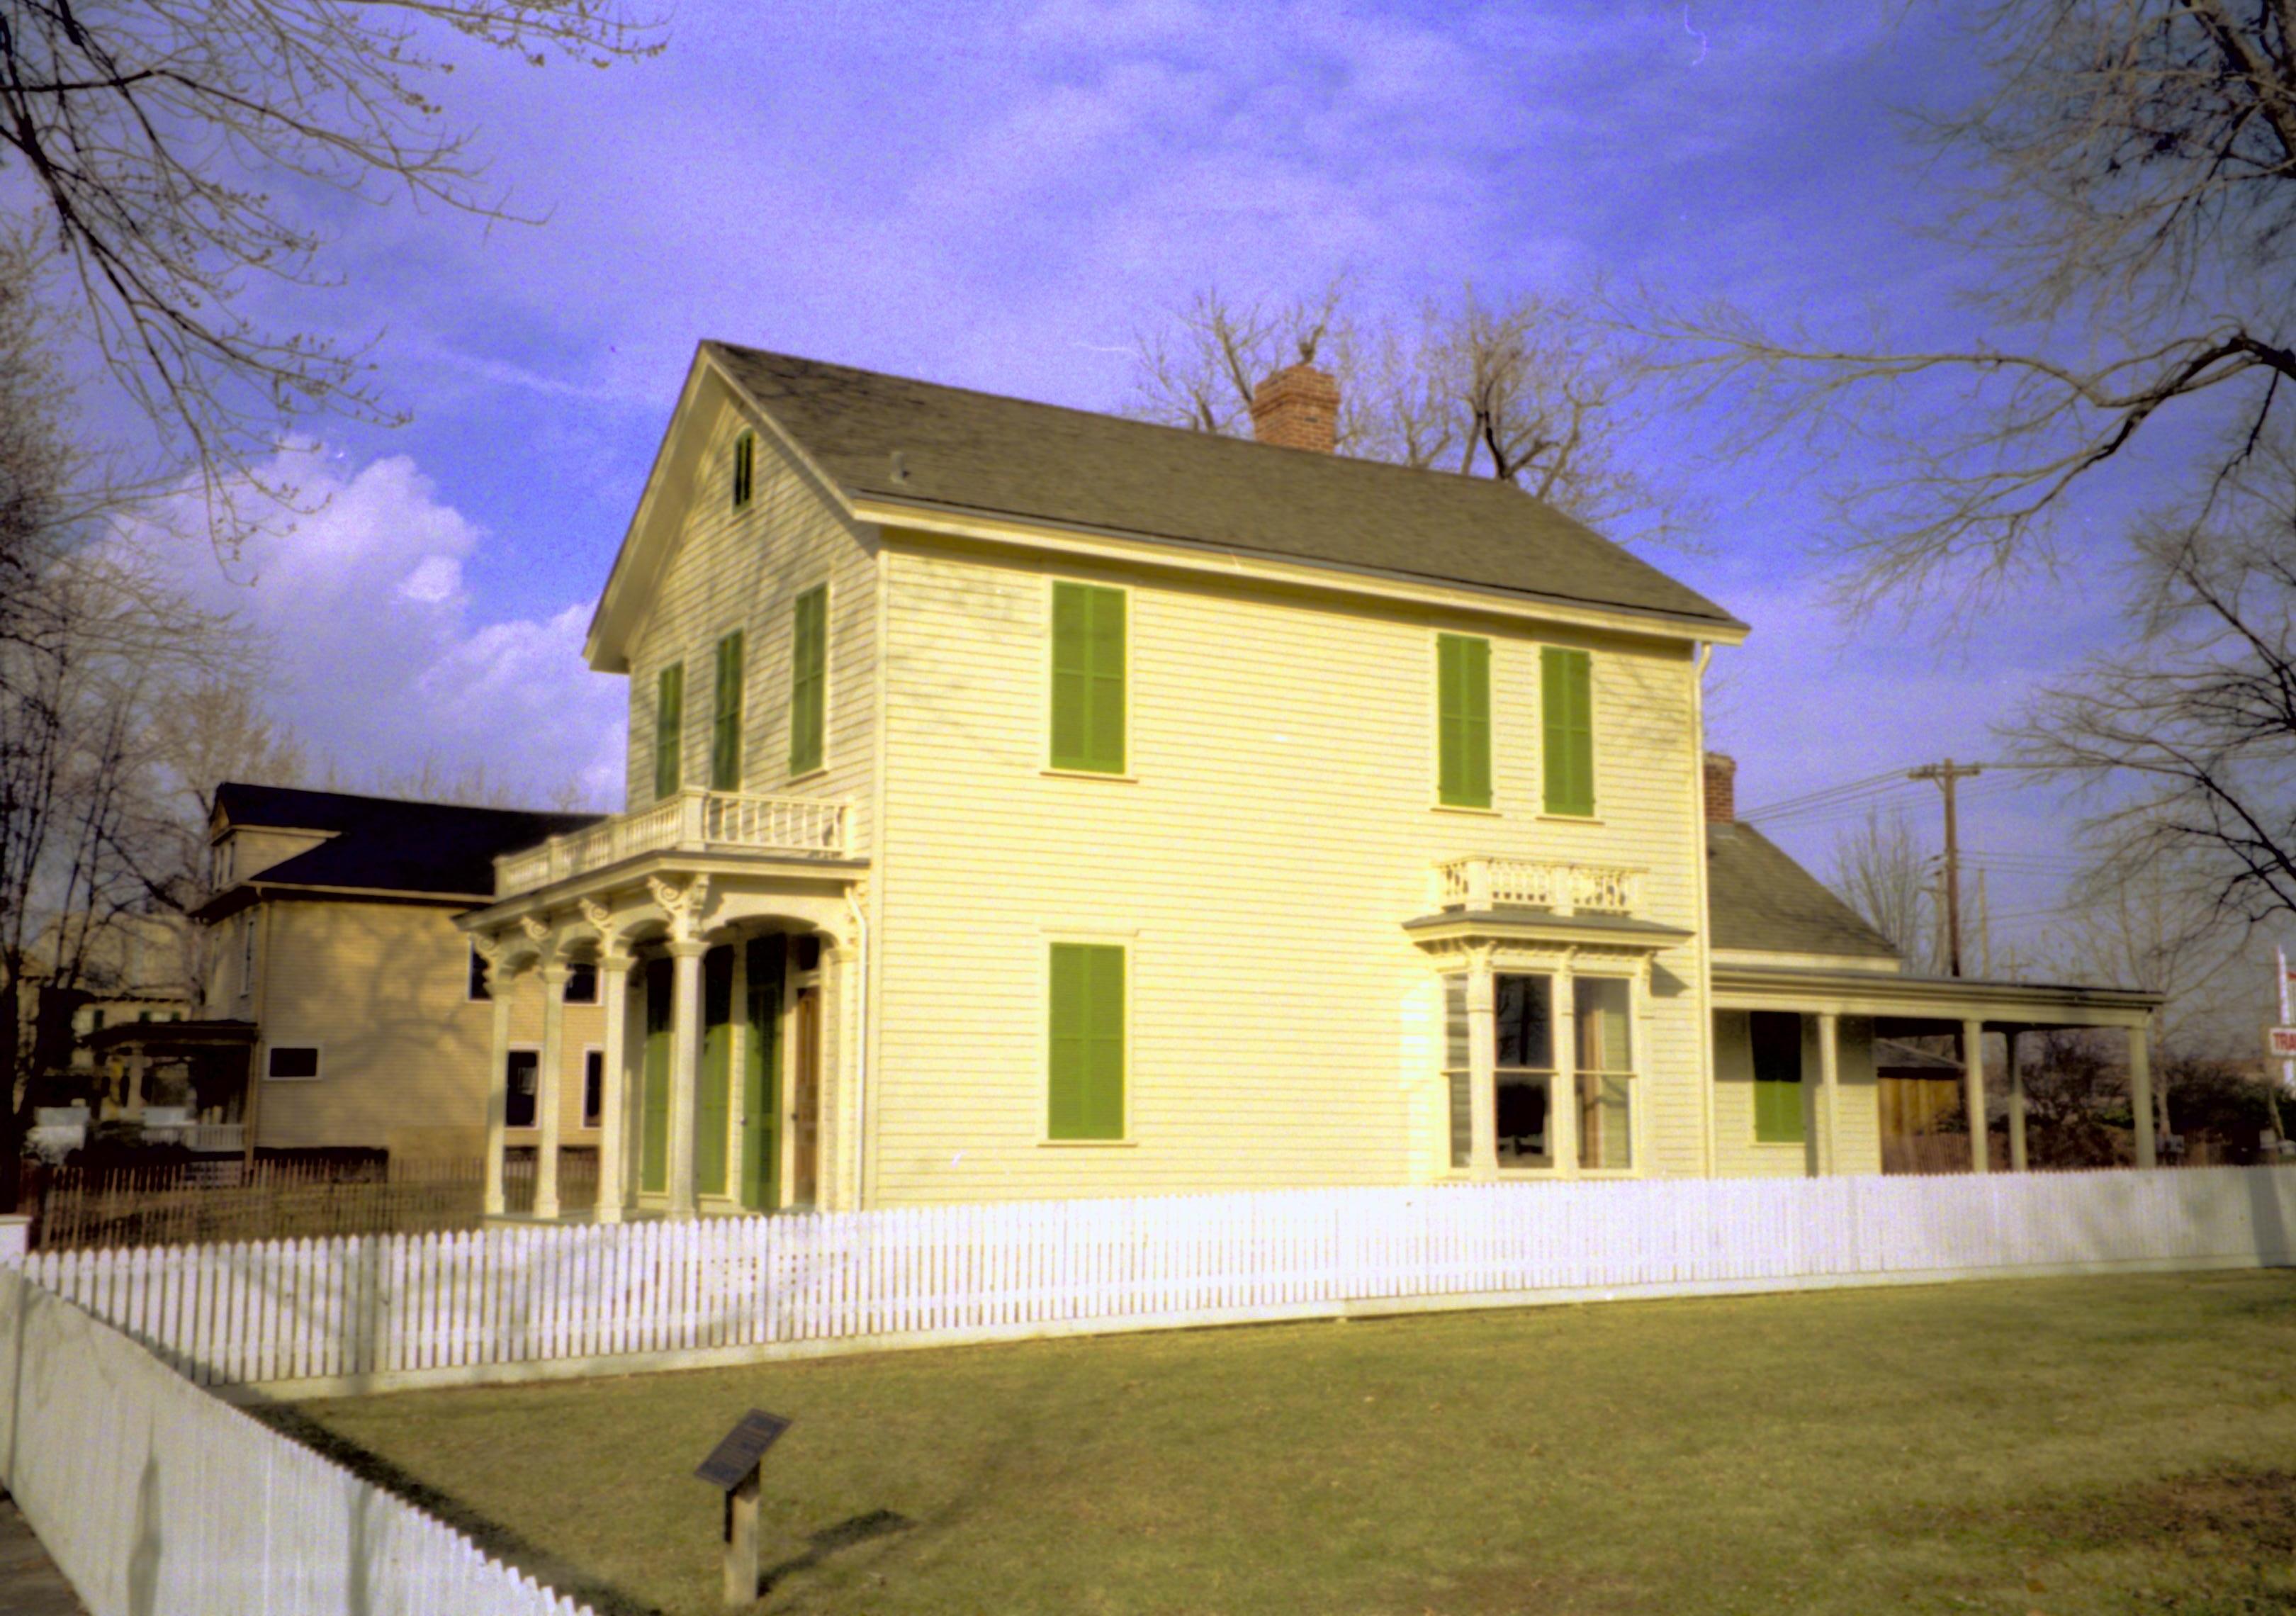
[1633,2,2296,605]
[0,0,663,541]
[1830,804,1940,967]
[1130,284,1693,543]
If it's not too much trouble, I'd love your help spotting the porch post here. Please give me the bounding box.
[595,948,632,1223]
[2005,1028,2028,1172]
[668,938,709,1214]
[483,953,515,1217]
[2130,1021,2158,1168]
[1816,1011,1841,1177]
[1466,952,1497,1179]
[1962,1017,1988,1174]
[1551,973,1580,1177]
[535,954,568,1221]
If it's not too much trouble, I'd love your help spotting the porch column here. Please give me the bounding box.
[668,938,709,1215]
[1962,1017,1988,1174]
[1816,1011,1841,1177]
[483,956,516,1216]
[2130,1021,2158,1168]
[595,948,632,1223]
[534,955,568,1221]
[1551,975,1580,1177]
[2005,1029,2028,1172]
[1467,955,1497,1179]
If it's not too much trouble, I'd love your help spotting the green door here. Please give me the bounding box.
[697,946,735,1198]
[641,957,673,1194]
[741,936,786,1211]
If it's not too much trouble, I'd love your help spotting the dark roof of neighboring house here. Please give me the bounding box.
[1707,821,1901,961]
[707,343,1743,632]
[208,783,602,906]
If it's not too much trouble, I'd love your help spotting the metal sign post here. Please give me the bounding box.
[695,1410,791,1605]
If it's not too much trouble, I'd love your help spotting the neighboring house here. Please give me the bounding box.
[458,343,2162,1223]
[101,785,612,1162]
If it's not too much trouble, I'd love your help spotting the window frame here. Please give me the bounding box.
[1044,939,1129,1143]
[581,1044,605,1130]
[504,1043,541,1131]
[1572,972,1638,1172]
[1046,580,1130,777]
[1491,970,1557,1171]
[731,429,755,510]
[264,1043,322,1083]
[654,661,686,802]
[789,584,828,778]
[563,960,598,1004]
[1434,632,1494,810]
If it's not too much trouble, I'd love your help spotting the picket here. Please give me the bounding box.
[12,1167,2296,1393]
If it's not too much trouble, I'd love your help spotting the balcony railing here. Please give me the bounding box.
[495,789,852,898]
[1436,856,1645,917]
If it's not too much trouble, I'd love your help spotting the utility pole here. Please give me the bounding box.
[1908,758,1985,977]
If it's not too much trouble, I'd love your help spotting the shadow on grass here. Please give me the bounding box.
[758,1508,915,1597]
[249,1403,657,1616]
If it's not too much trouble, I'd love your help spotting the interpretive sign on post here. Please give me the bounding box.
[696,1409,790,1605]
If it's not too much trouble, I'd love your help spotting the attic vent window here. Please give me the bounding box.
[732,430,755,510]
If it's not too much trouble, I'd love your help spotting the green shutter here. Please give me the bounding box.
[697,946,733,1198]
[789,586,826,775]
[1048,942,1125,1140]
[641,958,672,1193]
[711,631,744,791]
[654,663,685,802]
[1050,582,1126,773]
[741,936,784,1211]
[1542,646,1595,817]
[1750,1011,1806,1144]
[1436,634,1492,808]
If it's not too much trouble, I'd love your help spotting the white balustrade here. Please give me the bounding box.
[495,789,852,897]
[1436,856,1645,916]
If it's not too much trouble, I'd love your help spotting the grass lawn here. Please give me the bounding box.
[277,1272,2296,1615]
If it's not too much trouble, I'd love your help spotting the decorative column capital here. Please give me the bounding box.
[646,875,712,944]
[666,937,713,961]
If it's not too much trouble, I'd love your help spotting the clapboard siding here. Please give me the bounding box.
[1711,1009,1885,1178]
[252,900,604,1159]
[869,539,1709,1203]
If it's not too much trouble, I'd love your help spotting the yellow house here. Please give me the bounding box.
[156,785,612,1169]
[460,344,2160,1221]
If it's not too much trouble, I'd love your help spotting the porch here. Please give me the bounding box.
[1711,963,2166,1175]
[463,788,865,1223]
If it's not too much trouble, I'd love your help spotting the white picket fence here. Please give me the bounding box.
[0,1269,595,1616]
[15,1167,2296,1396]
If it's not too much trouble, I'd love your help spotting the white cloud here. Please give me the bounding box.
[145,447,628,809]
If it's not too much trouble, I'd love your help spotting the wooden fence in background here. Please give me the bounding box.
[14,1166,2295,1396]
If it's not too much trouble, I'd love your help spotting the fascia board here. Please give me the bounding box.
[861,500,1750,649]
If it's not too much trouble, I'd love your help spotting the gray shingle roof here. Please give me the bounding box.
[708,344,1742,630]
[211,784,602,902]
[1707,822,1900,961]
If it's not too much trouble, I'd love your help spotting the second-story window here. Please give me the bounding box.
[1541,646,1596,817]
[1436,633,1492,808]
[711,630,745,790]
[731,430,755,510]
[655,662,685,801]
[1049,581,1125,773]
[789,585,827,775]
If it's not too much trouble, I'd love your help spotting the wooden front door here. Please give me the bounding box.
[789,984,820,1207]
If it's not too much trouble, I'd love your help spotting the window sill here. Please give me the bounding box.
[785,766,830,787]
[1040,768,1137,784]
[1038,1137,1137,1148]
[1430,802,1502,817]
[1536,813,1604,826]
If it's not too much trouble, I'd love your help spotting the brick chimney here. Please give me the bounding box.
[1249,363,1340,454]
[1704,752,1737,824]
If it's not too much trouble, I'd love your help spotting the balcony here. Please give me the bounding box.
[495,789,853,899]
[1436,855,1645,917]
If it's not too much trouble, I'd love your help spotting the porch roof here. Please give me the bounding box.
[85,1019,259,1054]
[1710,960,2161,1031]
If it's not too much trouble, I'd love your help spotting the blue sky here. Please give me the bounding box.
[35,0,2204,965]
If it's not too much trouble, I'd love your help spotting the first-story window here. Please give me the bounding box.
[1495,973,1555,1169]
[583,1048,604,1128]
[266,1045,320,1082]
[563,961,598,1004]
[1575,977,1634,1170]
[505,1049,539,1128]
[1750,1011,1805,1143]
